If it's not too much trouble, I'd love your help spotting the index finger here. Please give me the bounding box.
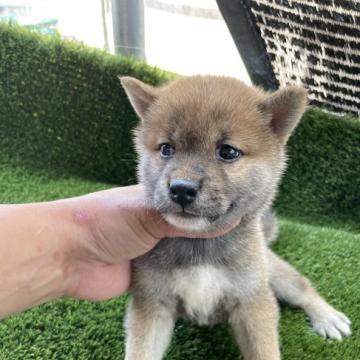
[164,218,241,239]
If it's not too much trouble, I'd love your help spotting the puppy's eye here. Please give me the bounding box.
[216,144,243,162]
[159,143,175,158]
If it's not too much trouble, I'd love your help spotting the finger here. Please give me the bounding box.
[164,218,241,239]
[83,184,145,199]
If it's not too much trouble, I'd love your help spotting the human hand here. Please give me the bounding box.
[63,185,239,301]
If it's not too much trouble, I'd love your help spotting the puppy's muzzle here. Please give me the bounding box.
[169,179,198,207]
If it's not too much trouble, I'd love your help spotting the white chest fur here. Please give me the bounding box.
[172,265,233,324]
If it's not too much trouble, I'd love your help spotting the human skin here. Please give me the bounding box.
[0,184,238,319]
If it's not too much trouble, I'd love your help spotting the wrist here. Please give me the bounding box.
[0,201,83,318]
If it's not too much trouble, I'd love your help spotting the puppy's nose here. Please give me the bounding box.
[169,179,198,207]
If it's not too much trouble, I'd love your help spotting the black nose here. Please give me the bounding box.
[169,179,198,207]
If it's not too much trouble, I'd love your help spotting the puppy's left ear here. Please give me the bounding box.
[259,86,307,143]
[119,76,158,120]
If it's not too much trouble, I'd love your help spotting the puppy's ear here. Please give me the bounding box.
[259,86,307,143]
[119,76,158,120]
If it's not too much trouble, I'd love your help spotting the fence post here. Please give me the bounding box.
[111,0,145,60]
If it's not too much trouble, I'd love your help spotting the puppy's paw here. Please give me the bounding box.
[311,308,351,340]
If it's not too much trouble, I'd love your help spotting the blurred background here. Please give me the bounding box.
[0,0,250,82]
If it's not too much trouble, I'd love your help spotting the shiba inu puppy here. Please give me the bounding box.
[120,75,351,360]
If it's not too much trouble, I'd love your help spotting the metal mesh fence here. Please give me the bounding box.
[248,0,360,116]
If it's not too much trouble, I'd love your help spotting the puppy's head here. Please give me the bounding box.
[121,76,306,232]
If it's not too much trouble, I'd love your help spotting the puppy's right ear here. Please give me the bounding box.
[258,86,307,144]
[119,76,158,120]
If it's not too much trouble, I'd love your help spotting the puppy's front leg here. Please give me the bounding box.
[125,298,175,360]
[229,288,280,360]
[267,249,351,340]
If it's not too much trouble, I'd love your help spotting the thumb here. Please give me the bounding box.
[145,212,240,239]
[165,219,241,238]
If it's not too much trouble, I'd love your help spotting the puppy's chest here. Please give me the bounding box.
[171,265,235,325]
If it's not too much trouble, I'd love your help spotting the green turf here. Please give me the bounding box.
[277,108,360,232]
[0,23,359,227]
[0,170,359,360]
[0,23,359,359]
[0,23,171,184]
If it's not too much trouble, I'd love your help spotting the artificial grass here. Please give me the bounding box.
[0,23,359,225]
[0,23,171,184]
[277,108,360,232]
[0,171,359,360]
[0,23,359,359]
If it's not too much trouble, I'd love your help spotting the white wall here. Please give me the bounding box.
[144,1,250,82]
[15,0,250,82]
